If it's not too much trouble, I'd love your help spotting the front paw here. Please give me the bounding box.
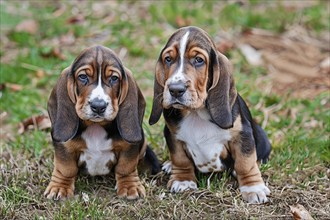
[168,179,197,193]
[162,160,172,174]
[44,181,74,200]
[240,183,270,204]
[116,181,146,200]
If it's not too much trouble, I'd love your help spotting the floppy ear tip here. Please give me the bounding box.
[148,107,162,125]
[148,119,154,126]
[51,123,78,143]
[148,116,158,125]
[149,120,157,126]
[122,132,143,144]
[51,130,69,143]
[148,96,163,126]
[117,118,143,144]
[218,121,233,129]
[212,115,233,129]
[52,134,66,143]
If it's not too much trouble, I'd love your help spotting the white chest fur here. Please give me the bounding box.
[78,124,116,176]
[176,108,231,173]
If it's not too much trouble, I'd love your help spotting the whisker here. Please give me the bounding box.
[155,92,164,100]
[154,93,164,106]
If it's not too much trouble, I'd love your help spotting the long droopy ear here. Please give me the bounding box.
[48,67,79,142]
[117,68,145,144]
[149,58,165,125]
[206,51,237,129]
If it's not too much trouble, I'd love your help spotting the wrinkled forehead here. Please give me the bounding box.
[71,46,124,73]
[163,27,215,53]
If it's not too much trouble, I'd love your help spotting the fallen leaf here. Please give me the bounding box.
[18,115,51,134]
[52,5,66,17]
[15,19,39,34]
[60,31,76,46]
[303,119,320,129]
[217,39,234,54]
[290,204,314,220]
[67,14,85,24]
[5,83,23,92]
[40,47,66,60]
[238,44,263,66]
[175,16,191,27]
[36,70,45,78]
[52,47,66,60]
[320,57,330,74]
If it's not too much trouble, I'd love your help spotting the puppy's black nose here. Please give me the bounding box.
[90,99,107,114]
[168,82,187,98]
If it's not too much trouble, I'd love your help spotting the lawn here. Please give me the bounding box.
[0,1,329,219]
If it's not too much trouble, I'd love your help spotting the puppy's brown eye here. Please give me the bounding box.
[164,56,172,64]
[194,57,204,66]
[78,74,88,85]
[110,75,119,83]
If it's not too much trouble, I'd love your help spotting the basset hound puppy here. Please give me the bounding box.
[44,45,160,200]
[149,26,271,204]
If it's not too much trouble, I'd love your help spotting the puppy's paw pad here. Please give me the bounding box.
[162,160,172,174]
[117,184,146,200]
[240,184,270,204]
[170,180,197,193]
[44,184,74,200]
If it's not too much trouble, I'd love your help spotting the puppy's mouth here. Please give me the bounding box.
[90,117,104,122]
[89,114,106,122]
[166,98,203,110]
[87,112,117,123]
[171,101,186,109]
[166,100,189,110]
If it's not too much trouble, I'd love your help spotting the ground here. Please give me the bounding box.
[0,1,329,219]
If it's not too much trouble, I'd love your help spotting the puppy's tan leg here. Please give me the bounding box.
[165,125,196,192]
[230,138,270,204]
[115,147,145,200]
[168,141,197,192]
[44,151,78,200]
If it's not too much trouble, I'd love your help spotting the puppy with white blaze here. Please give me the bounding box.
[149,26,271,204]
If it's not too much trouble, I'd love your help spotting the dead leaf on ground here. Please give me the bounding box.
[18,115,51,134]
[320,57,330,74]
[0,83,23,92]
[7,83,23,92]
[67,14,85,24]
[60,31,76,46]
[40,47,66,60]
[52,5,66,17]
[15,19,39,34]
[290,204,314,220]
[36,70,45,78]
[216,39,234,54]
[238,44,262,66]
[175,16,191,27]
[240,27,330,99]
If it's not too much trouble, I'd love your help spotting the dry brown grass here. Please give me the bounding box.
[1,144,329,219]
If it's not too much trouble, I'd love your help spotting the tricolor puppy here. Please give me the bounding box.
[149,26,271,204]
[45,45,159,200]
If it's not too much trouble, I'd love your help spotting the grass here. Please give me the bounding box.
[1,0,329,219]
